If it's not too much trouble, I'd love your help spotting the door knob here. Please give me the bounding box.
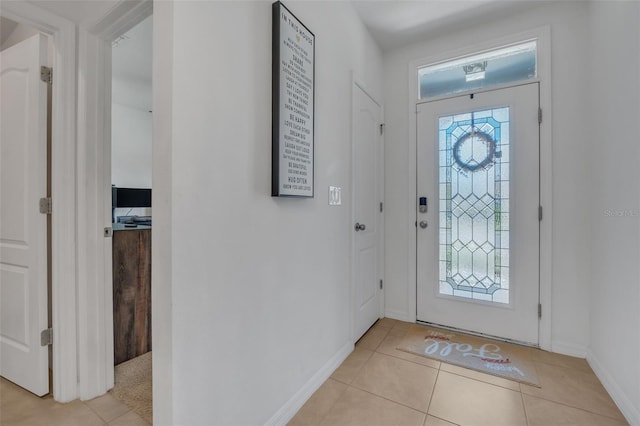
[354,223,366,231]
[419,221,428,229]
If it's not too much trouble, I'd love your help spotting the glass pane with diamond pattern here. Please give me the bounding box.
[439,107,510,304]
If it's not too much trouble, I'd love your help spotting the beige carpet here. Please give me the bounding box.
[110,351,153,424]
[397,325,540,386]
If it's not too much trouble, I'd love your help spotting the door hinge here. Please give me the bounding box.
[379,279,383,290]
[379,123,385,135]
[39,197,52,214]
[40,328,53,346]
[380,202,384,213]
[538,108,542,124]
[40,66,52,85]
[538,303,542,318]
[538,205,543,221]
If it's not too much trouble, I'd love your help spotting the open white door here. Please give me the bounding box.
[352,82,383,341]
[0,34,50,396]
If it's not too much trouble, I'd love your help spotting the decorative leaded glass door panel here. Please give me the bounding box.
[416,83,540,345]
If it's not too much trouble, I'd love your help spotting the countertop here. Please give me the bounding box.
[112,222,152,231]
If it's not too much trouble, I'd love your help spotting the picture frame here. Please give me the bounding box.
[272,1,315,197]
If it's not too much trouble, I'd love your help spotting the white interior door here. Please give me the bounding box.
[416,83,539,344]
[353,83,383,341]
[0,34,50,395]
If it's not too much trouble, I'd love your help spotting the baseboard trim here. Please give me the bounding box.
[551,340,587,358]
[587,349,639,425]
[264,341,353,426]
[384,310,413,323]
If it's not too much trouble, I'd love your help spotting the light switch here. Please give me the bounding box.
[329,186,342,206]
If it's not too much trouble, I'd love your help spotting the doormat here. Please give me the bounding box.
[397,325,540,387]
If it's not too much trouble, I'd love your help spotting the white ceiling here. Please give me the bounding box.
[352,0,493,50]
[29,0,119,26]
[351,0,544,51]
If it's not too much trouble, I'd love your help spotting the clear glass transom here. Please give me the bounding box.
[418,41,537,99]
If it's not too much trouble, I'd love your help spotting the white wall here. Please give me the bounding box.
[587,2,640,423]
[153,1,382,424]
[111,103,152,188]
[382,1,592,354]
[112,76,151,112]
[112,78,152,218]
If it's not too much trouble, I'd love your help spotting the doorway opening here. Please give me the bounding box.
[109,15,153,424]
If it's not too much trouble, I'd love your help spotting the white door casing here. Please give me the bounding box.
[416,83,540,345]
[0,34,49,396]
[352,81,384,341]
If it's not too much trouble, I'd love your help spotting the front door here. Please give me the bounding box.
[353,83,383,341]
[0,34,50,395]
[416,83,540,344]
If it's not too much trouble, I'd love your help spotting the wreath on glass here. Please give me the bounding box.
[452,130,498,172]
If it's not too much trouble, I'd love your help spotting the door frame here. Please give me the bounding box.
[76,0,152,400]
[407,27,553,351]
[350,74,385,343]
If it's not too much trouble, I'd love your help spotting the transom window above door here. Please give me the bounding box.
[418,40,537,99]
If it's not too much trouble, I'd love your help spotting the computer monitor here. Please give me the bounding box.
[112,187,152,208]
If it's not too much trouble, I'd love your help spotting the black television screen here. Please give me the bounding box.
[113,187,152,208]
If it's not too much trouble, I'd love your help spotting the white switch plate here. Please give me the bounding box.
[329,186,342,206]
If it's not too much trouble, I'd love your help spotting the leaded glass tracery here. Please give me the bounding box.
[438,107,510,304]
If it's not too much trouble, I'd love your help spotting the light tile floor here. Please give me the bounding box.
[289,318,629,426]
[0,319,629,426]
[0,377,149,426]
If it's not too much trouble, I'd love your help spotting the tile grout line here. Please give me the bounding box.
[424,366,441,419]
[428,414,462,426]
[437,367,522,392]
[376,349,441,370]
[107,409,141,425]
[519,387,530,426]
[347,384,429,416]
[83,399,114,423]
[519,392,628,423]
[374,334,441,370]
[348,340,437,415]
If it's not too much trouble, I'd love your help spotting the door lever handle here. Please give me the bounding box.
[354,223,366,232]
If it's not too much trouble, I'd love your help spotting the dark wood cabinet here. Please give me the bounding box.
[112,229,151,365]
